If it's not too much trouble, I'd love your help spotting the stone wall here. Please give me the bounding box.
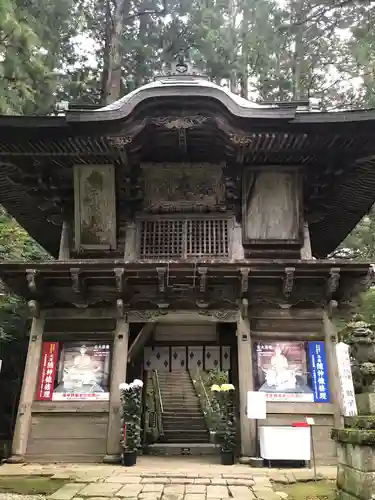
[332,428,375,500]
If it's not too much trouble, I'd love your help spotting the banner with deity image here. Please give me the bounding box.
[255,341,314,402]
[52,342,110,401]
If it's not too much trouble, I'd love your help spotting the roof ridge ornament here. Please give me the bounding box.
[161,49,207,80]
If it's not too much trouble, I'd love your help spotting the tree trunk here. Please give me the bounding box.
[101,0,130,105]
[291,0,304,101]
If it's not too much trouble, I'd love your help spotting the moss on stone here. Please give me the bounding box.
[346,416,375,430]
[332,428,375,446]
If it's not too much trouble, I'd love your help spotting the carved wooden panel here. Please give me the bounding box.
[74,165,116,251]
[144,346,170,371]
[171,346,187,371]
[204,346,221,370]
[221,346,231,370]
[242,169,301,243]
[139,217,230,258]
[187,346,204,370]
[141,163,225,212]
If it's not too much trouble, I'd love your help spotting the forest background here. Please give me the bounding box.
[1,0,375,436]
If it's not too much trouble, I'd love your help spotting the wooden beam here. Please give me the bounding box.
[127,323,155,363]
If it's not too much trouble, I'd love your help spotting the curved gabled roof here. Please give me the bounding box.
[66,75,296,123]
[1,76,375,258]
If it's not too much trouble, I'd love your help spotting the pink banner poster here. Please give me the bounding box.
[37,342,59,401]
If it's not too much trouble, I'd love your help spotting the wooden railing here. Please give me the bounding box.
[143,370,164,444]
[190,369,219,433]
[153,369,164,437]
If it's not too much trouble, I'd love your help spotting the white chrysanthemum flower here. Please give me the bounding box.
[221,383,235,391]
[131,379,144,388]
[119,382,130,390]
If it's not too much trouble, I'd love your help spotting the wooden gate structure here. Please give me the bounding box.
[0,61,373,463]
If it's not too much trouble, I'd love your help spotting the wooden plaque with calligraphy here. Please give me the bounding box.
[141,162,225,213]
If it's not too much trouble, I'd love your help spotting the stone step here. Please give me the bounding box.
[146,442,219,455]
[163,422,207,430]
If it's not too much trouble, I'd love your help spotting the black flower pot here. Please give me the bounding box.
[220,451,234,465]
[122,451,137,466]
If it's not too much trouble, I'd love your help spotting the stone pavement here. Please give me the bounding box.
[0,457,337,500]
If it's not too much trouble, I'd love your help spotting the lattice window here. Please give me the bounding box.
[139,218,230,259]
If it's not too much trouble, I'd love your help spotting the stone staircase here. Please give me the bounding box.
[157,371,210,444]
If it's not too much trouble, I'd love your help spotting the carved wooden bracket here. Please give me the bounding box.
[156,267,167,293]
[240,268,249,295]
[28,299,40,318]
[70,268,86,295]
[197,267,208,308]
[283,267,295,299]
[114,268,125,293]
[156,267,169,308]
[116,298,124,318]
[240,297,248,319]
[26,269,39,295]
[326,267,340,299]
[114,267,131,305]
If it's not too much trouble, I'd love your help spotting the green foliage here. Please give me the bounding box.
[120,380,143,453]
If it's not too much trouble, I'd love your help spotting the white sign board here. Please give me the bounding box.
[247,391,267,420]
[335,342,357,417]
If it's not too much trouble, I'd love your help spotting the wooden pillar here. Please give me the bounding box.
[236,312,256,457]
[323,305,343,430]
[124,222,137,261]
[104,315,129,463]
[58,220,70,260]
[9,310,44,462]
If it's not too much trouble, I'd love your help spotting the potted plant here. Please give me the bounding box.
[211,383,236,465]
[119,379,143,466]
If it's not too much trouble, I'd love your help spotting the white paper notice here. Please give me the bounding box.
[335,342,358,417]
[247,391,267,420]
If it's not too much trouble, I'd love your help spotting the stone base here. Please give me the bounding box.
[356,393,375,414]
[248,457,264,468]
[103,454,121,464]
[6,455,25,464]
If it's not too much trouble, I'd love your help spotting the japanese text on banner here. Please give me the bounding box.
[37,342,59,401]
[308,341,330,403]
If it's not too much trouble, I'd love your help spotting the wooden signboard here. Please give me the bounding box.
[74,164,117,251]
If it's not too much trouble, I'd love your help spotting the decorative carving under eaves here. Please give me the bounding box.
[107,136,132,148]
[326,267,340,298]
[229,134,252,146]
[151,116,208,129]
[198,309,239,322]
[141,162,226,213]
[28,299,40,318]
[26,269,38,294]
[129,310,169,322]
